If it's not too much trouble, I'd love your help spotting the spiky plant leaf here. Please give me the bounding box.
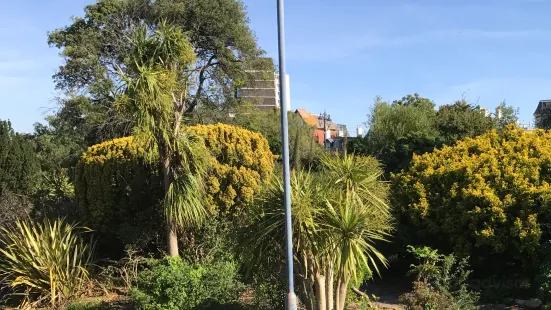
[0,218,93,307]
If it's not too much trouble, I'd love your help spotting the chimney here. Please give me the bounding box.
[496,106,503,119]
[356,125,363,137]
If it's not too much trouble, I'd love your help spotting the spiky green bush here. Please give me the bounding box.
[0,219,94,307]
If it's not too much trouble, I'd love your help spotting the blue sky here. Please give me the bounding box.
[1,0,550,134]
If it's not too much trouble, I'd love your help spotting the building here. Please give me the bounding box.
[534,99,551,124]
[295,108,352,152]
[235,58,290,111]
[296,109,336,145]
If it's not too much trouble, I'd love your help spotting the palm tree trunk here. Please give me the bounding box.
[326,261,334,310]
[161,152,179,257]
[335,275,341,310]
[305,255,317,310]
[335,270,350,310]
[314,262,326,310]
[295,257,311,310]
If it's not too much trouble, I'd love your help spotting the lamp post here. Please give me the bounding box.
[276,0,297,309]
[319,111,331,150]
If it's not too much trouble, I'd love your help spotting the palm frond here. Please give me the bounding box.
[321,195,391,282]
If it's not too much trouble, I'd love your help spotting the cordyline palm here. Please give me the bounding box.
[241,170,327,310]
[322,194,391,310]
[242,154,391,310]
[118,22,211,257]
[321,154,389,215]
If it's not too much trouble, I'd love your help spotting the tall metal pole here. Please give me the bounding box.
[277,0,297,309]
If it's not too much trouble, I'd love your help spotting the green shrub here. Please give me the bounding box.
[433,255,479,310]
[0,219,93,307]
[393,125,551,275]
[130,257,244,310]
[250,271,286,310]
[403,246,479,310]
[399,281,454,310]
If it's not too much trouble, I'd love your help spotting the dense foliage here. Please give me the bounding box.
[2,0,538,306]
[350,94,518,175]
[393,125,551,275]
[0,120,39,195]
[399,281,455,310]
[192,124,275,214]
[0,120,40,225]
[130,257,244,310]
[435,100,496,145]
[74,124,274,252]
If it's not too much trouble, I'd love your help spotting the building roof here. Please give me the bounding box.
[295,109,318,127]
[535,99,551,116]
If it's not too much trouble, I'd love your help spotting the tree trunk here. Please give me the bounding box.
[162,152,179,257]
[167,227,179,257]
[326,261,334,310]
[305,255,317,310]
[314,263,326,310]
[335,275,341,310]
[296,253,316,310]
[335,270,350,310]
[295,260,311,310]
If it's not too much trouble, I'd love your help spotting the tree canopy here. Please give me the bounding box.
[435,100,495,145]
[47,0,266,142]
[350,94,519,175]
[349,94,439,174]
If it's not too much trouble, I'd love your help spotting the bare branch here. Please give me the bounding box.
[186,54,217,113]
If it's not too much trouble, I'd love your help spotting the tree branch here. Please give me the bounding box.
[186,55,217,114]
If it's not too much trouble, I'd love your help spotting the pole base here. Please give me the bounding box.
[286,292,298,310]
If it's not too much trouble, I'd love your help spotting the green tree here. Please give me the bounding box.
[392,93,436,110]
[350,95,438,174]
[0,120,40,195]
[436,100,496,145]
[27,122,83,219]
[47,0,266,142]
[116,22,212,257]
[494,100,519,129]
[242,154,391,310]
[0,121,40,225]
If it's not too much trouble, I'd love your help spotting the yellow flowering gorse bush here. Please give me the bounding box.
[392,125,551,264]
[75,124,274,245]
